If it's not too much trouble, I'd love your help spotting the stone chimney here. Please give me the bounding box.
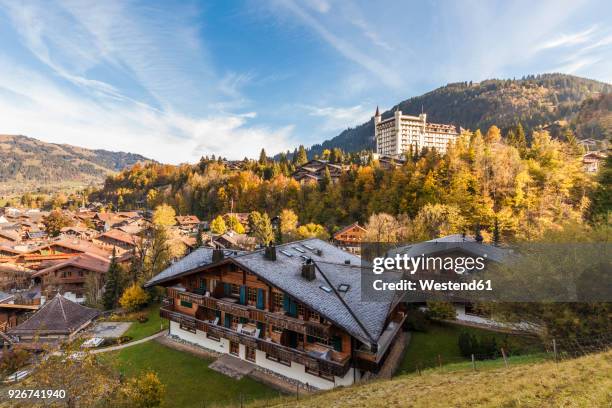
[212,249,225,263]
[264,245,277,261]
[301,258,316,281]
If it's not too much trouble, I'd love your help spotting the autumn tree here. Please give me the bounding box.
[42,210,73,237]
[365,213,399,243]
[248,211,274,245]
[119,284,149,312]
[152,204,176,227]
[226,214,245,234]
[296,223,329,240]
[279,208,299,242]
[210,215,227,234]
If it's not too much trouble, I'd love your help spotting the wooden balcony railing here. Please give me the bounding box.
[160,306,350,377]
[167,289,332,338]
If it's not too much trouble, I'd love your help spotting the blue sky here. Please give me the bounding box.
[0,0,610,163]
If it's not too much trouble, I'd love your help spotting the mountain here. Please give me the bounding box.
[0,135,151,194]
[307,73,611,156]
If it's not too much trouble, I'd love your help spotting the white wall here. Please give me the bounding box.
[169,321,356,390]
[169,321,229,353]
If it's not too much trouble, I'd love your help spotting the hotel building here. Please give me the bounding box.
[374,106,459,157]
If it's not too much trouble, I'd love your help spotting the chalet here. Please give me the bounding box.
[60,226,96,240]
[214,230,257,251]
[0,290,40,332]
[145,239,405,390]
[30,239,111,259]
[8,294,99,344]
[292,160,347,184]
[375,154,406,170]
[32,253,110,303]
[176,215,201,233]
[92,229,138,254]
[0,229,20,244]
[582,151,607,173]
[333,223,367,254]
[0,263,34,291]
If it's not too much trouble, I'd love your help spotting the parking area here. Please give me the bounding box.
[89,322,132,338]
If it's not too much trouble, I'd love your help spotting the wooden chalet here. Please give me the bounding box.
[93,228,138,254]
[32,253,110,303]
[333,223,367,254]
[145,239,405,389]
[583,151,607,173]
[176,215,201,232]
[292,160,348,185]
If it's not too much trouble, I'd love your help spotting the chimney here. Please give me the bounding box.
[212,249,225,263]
[344,259,351,265]
[301,258,316,281]
[264,245,277,261]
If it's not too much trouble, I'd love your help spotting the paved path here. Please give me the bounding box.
[91,330,167,354]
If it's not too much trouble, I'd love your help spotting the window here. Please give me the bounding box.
[266,353,291,366]
[245,346,256,362]
[230,284,240,297]
[247,287,257,303]
[229,341,239,356]
[309,311,320,322]
[179,323,196,334]
[180,300,193,308]
[305,367,334,381]
[306,335,330,346]
[207,332,220,341]
[297,303,305,318]
[272,292,283,309]
[272,326,283,334]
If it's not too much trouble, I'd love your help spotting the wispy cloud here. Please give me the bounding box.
[0,0,296,162]
[301,104,372,131]
[534,26,598,52]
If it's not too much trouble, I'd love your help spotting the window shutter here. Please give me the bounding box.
[239,285,246,304]
[256,289,264,310]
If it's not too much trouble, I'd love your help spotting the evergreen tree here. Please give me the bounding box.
[296,145,308,165]
[515,122,527,156]
[103,248,123,310]
[259,148,267,165]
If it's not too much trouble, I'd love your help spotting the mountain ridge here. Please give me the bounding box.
[303,73,611,157]
[0,134,151,194]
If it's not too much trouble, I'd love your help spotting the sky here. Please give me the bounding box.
[0,0,610,163]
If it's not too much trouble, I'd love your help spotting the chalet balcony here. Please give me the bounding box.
[160,305,350,377]
[167,288,332,338]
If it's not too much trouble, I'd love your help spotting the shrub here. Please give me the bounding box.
[119,284,149,312]
[426,301,456,320]
[404,309,429,332]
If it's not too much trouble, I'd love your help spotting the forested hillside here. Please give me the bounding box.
[0,135,150,194]
[94,125,601,243]
[306,73,611,157]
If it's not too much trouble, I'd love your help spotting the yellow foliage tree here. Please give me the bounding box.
[119,284,149,312]
[152,204,176,227]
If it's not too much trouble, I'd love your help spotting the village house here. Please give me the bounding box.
[333,223,368,254]
[145,239,405,390]
[0,289,40,333]
[213,230,257,251]
[175,215,201,233]
[8,294,99,345]
[92,228,138,254]
[32,253,110,303]
[292,160,348,184]
[0,228,20,244]
[582,151,607,173]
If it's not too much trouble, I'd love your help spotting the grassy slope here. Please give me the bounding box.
[102,341,277,408]
[254,351,612,408]
[121,303,169,341]
[397,322,540,374]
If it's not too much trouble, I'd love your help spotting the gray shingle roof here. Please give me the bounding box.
[147,238,396,347]
[145,247,246,287]
[9,294,99,336]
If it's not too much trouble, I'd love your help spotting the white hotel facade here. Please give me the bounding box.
[374,106,460,157]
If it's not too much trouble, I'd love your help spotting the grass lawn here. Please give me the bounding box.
[396,321,541,375]
[102,341,277,408]
[121,303,169,341]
